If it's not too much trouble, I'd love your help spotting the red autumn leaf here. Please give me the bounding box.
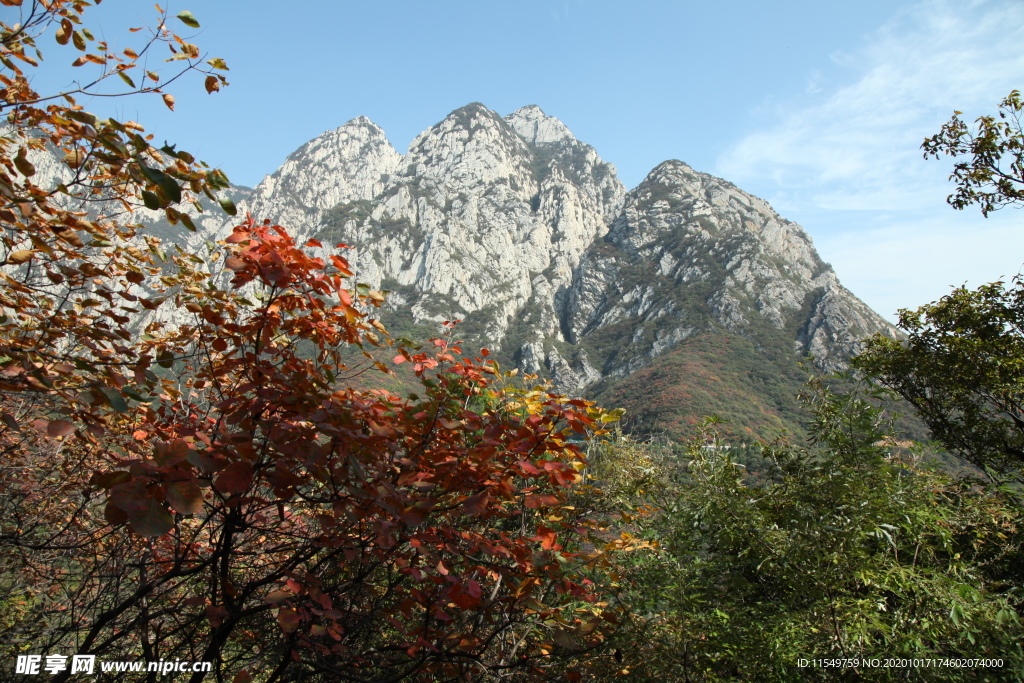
[517,460,542,475]
[165,480,203,515]
[109,481,174,538]
[154,438,190,466]
[214,460,253,496]
[461,490,489,516]
[450,585,481,609]
[524,494,559,509]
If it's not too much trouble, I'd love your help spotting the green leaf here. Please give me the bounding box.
[100,387,129,413]
[218,195,237,216]
[73,358,97,372]
[176,11,201,28]
[127,496,174,537]
[141,190,161,210]
[161,178,182,204]
[117,70,136,88]
[207,57,229,70]
[121,387,147,402]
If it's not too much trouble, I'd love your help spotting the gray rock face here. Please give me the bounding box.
[134,103,896,392]
[563,160,891,376]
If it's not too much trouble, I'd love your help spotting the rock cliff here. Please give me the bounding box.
[130,103,897,435]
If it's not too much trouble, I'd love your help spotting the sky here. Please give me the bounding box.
[10,0,1024,322]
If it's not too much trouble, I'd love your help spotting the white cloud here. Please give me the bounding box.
[716,0,1024,321]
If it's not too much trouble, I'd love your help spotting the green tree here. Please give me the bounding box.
[855,89,1024,482]
[923,90,1024,216]
[599,381,1023,682]
[854,283,1024,480]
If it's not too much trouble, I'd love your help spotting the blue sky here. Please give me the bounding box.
[12,0,1024,321]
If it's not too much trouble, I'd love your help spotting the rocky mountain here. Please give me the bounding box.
[148,103,897,438]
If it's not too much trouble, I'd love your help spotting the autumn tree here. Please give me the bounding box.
[0,3,624,681]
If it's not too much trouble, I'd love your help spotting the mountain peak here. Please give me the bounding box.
[135,102,896,439]
[341,114,385,132]
[505,105,576,146]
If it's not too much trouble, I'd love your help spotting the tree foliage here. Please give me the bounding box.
[923,90,1024,217]
[0,3,625,681]
[597,382,1024,682]
[854,281,1024,481]
[856,88,1024,483]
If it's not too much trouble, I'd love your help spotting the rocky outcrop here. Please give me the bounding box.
[131,102,896,394]
[562,160,893,378]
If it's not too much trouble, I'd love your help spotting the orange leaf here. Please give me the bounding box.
[162,93,175,111]
[277,608,300,633]
[535,527,558,550]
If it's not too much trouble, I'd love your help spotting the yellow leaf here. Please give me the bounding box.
[63,150,86,168]
[7,250,36,264]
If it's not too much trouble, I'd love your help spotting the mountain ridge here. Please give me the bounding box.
[143,103,897,438]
